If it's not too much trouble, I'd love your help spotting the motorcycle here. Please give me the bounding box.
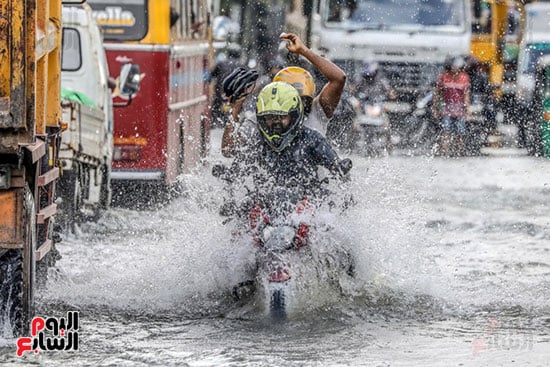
[349,92,393,156]
[401,91,441,150]
[212,162,354,319]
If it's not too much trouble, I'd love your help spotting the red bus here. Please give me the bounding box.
[88,0,211,189]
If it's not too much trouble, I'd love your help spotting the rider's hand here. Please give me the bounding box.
[280,32,306,55]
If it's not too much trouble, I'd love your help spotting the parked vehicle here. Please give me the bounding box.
[0,0,80,337]
[58,3,140,225]
[87,0,212,202]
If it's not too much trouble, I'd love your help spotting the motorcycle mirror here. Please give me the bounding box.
[119,63,141,97]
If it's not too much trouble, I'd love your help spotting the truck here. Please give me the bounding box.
[58,3,140,225]
[0,0,74,336]
[470,0,508,98]
[306,0,472,139]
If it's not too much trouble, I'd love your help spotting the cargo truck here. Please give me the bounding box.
[0,0,79,336]
[58,3,140,225]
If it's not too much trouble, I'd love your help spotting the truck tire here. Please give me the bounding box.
[0,185,36,336]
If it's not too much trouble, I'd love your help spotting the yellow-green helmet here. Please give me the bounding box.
[256,82,304,152]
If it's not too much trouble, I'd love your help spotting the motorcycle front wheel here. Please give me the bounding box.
[269,288,286,320]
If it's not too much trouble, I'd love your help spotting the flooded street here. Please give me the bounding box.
[1,135,550,366]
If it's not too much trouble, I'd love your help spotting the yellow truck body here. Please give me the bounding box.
[0,0,65,336]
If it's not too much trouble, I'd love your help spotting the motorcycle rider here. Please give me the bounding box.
[349,62,395,154]
[220,32,346,157]
[221,81,352,217]
[351,61,396,103]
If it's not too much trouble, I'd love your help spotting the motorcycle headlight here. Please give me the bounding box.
[365,105,382,117]
[263,225,296,252]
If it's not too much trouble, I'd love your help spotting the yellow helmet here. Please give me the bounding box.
[273,66,316,98]
[256,82,304,152]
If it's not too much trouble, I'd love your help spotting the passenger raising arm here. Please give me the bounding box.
[279,32,346,119]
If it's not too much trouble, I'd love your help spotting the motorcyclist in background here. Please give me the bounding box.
[351,61,396,103]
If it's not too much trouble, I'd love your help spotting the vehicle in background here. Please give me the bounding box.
[307,0,472,145]
[515,1,550,153]
[470,0,508,100]
[522,55,550,156]
[87,0,212,203]
[59,3,140,225]
[536,55,550,157]
[349,91,393,156]
[501,0,527,121]
[0,0,78,337]
[516,2,550,107]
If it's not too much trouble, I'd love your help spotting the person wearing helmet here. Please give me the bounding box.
[220,32,346,157]
[432,56,471,156]
[228,82,352,206]
[352,61,396,103]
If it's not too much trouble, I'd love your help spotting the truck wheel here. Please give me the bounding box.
[0,185,36,336]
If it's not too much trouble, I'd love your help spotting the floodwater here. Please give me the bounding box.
[1,131,549,366]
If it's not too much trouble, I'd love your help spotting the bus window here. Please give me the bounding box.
[178,0,207,40]
[62,28,82,71]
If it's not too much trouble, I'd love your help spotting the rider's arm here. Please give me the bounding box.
[280,32,346,118]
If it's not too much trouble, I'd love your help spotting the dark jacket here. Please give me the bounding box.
[230,126,341,207]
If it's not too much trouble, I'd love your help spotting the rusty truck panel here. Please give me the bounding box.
[0,0,62,153]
